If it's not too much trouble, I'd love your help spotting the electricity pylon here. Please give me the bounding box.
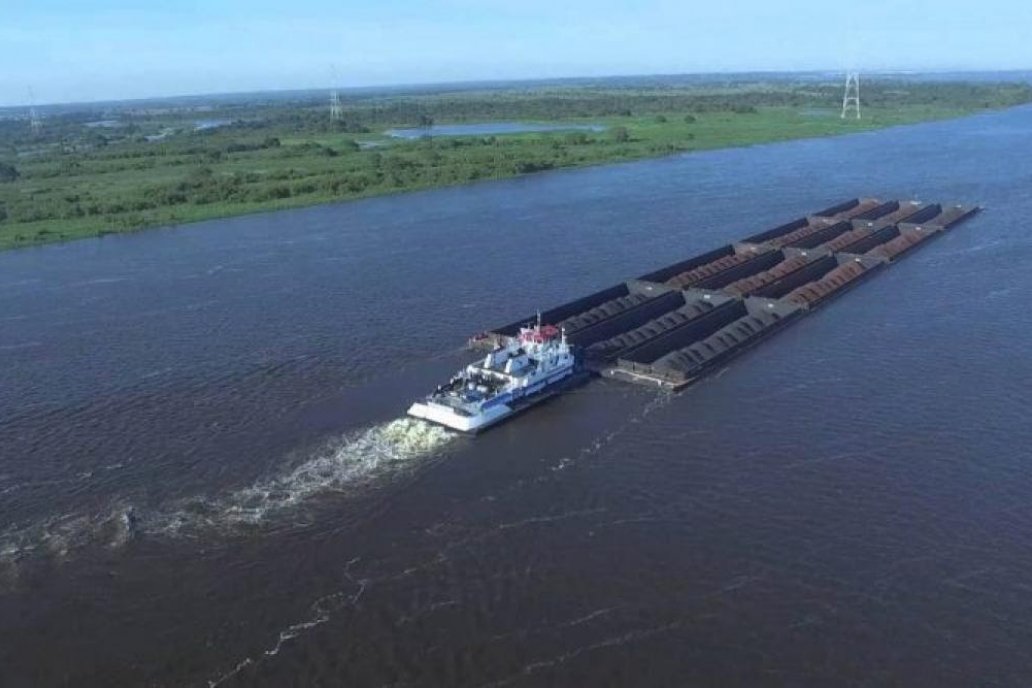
[329,65,343,121]
[841,71,861,120]
[28,87,43,135]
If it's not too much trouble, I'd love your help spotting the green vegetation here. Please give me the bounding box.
[0,162,19,183]
[1,79,1029,250]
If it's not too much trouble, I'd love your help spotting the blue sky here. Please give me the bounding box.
[3,0,1030,106]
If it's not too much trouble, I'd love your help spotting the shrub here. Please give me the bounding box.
[0,161,21,182]
[514,160,555,173]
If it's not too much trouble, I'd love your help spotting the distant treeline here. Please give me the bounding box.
[4,80,1030,147]
[148,80,1032,135]
[328,81,1032,127]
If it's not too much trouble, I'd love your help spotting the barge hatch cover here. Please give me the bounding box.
[469,197,979,391]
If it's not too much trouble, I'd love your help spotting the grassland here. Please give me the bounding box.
[1,78,1029,251]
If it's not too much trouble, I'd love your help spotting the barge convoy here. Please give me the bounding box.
[408,197,979,432]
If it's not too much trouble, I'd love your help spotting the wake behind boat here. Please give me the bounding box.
[407,318,581,433]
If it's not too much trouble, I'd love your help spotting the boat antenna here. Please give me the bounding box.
[536,311,542,328]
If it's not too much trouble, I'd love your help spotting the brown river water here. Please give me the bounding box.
[2,106,1032,686]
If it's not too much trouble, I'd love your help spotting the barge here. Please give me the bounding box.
[412,197,978,431]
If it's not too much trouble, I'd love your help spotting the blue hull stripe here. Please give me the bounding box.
[477,368,573,411]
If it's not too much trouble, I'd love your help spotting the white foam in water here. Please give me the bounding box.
[0,500,138,578]
[148,418,456,536]
[0,419,455,573]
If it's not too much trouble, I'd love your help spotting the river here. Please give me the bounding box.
[1,105,1031,686]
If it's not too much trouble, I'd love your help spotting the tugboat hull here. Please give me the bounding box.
[407,400,512,433]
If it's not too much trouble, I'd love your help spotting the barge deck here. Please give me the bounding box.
[469,197,979,391]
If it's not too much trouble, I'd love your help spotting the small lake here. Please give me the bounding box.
[84,119,123,129]
[193,118,234,131]
[385,121,606,138]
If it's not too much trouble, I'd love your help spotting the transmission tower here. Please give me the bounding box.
[329,65,343,122]
[841,71,861,119]
[330,90,342,121]
[28,87,43,135]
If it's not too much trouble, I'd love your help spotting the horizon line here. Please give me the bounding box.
[5,66,1032,110]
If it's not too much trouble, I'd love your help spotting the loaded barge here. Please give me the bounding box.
[410,197,978,431]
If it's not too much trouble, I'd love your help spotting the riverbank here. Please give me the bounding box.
[2,79,1029,251]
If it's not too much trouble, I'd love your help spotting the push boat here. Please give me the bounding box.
[407,319,581,433]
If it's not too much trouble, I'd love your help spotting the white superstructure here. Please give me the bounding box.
[407,320,576,433]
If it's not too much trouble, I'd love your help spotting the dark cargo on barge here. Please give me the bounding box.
[469,197,979,391]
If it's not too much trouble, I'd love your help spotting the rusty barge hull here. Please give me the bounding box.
[470,197,979,391]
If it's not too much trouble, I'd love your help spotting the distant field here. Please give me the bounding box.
[1,79,1029,250]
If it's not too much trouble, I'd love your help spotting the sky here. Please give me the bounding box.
[3,0,1031,106]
